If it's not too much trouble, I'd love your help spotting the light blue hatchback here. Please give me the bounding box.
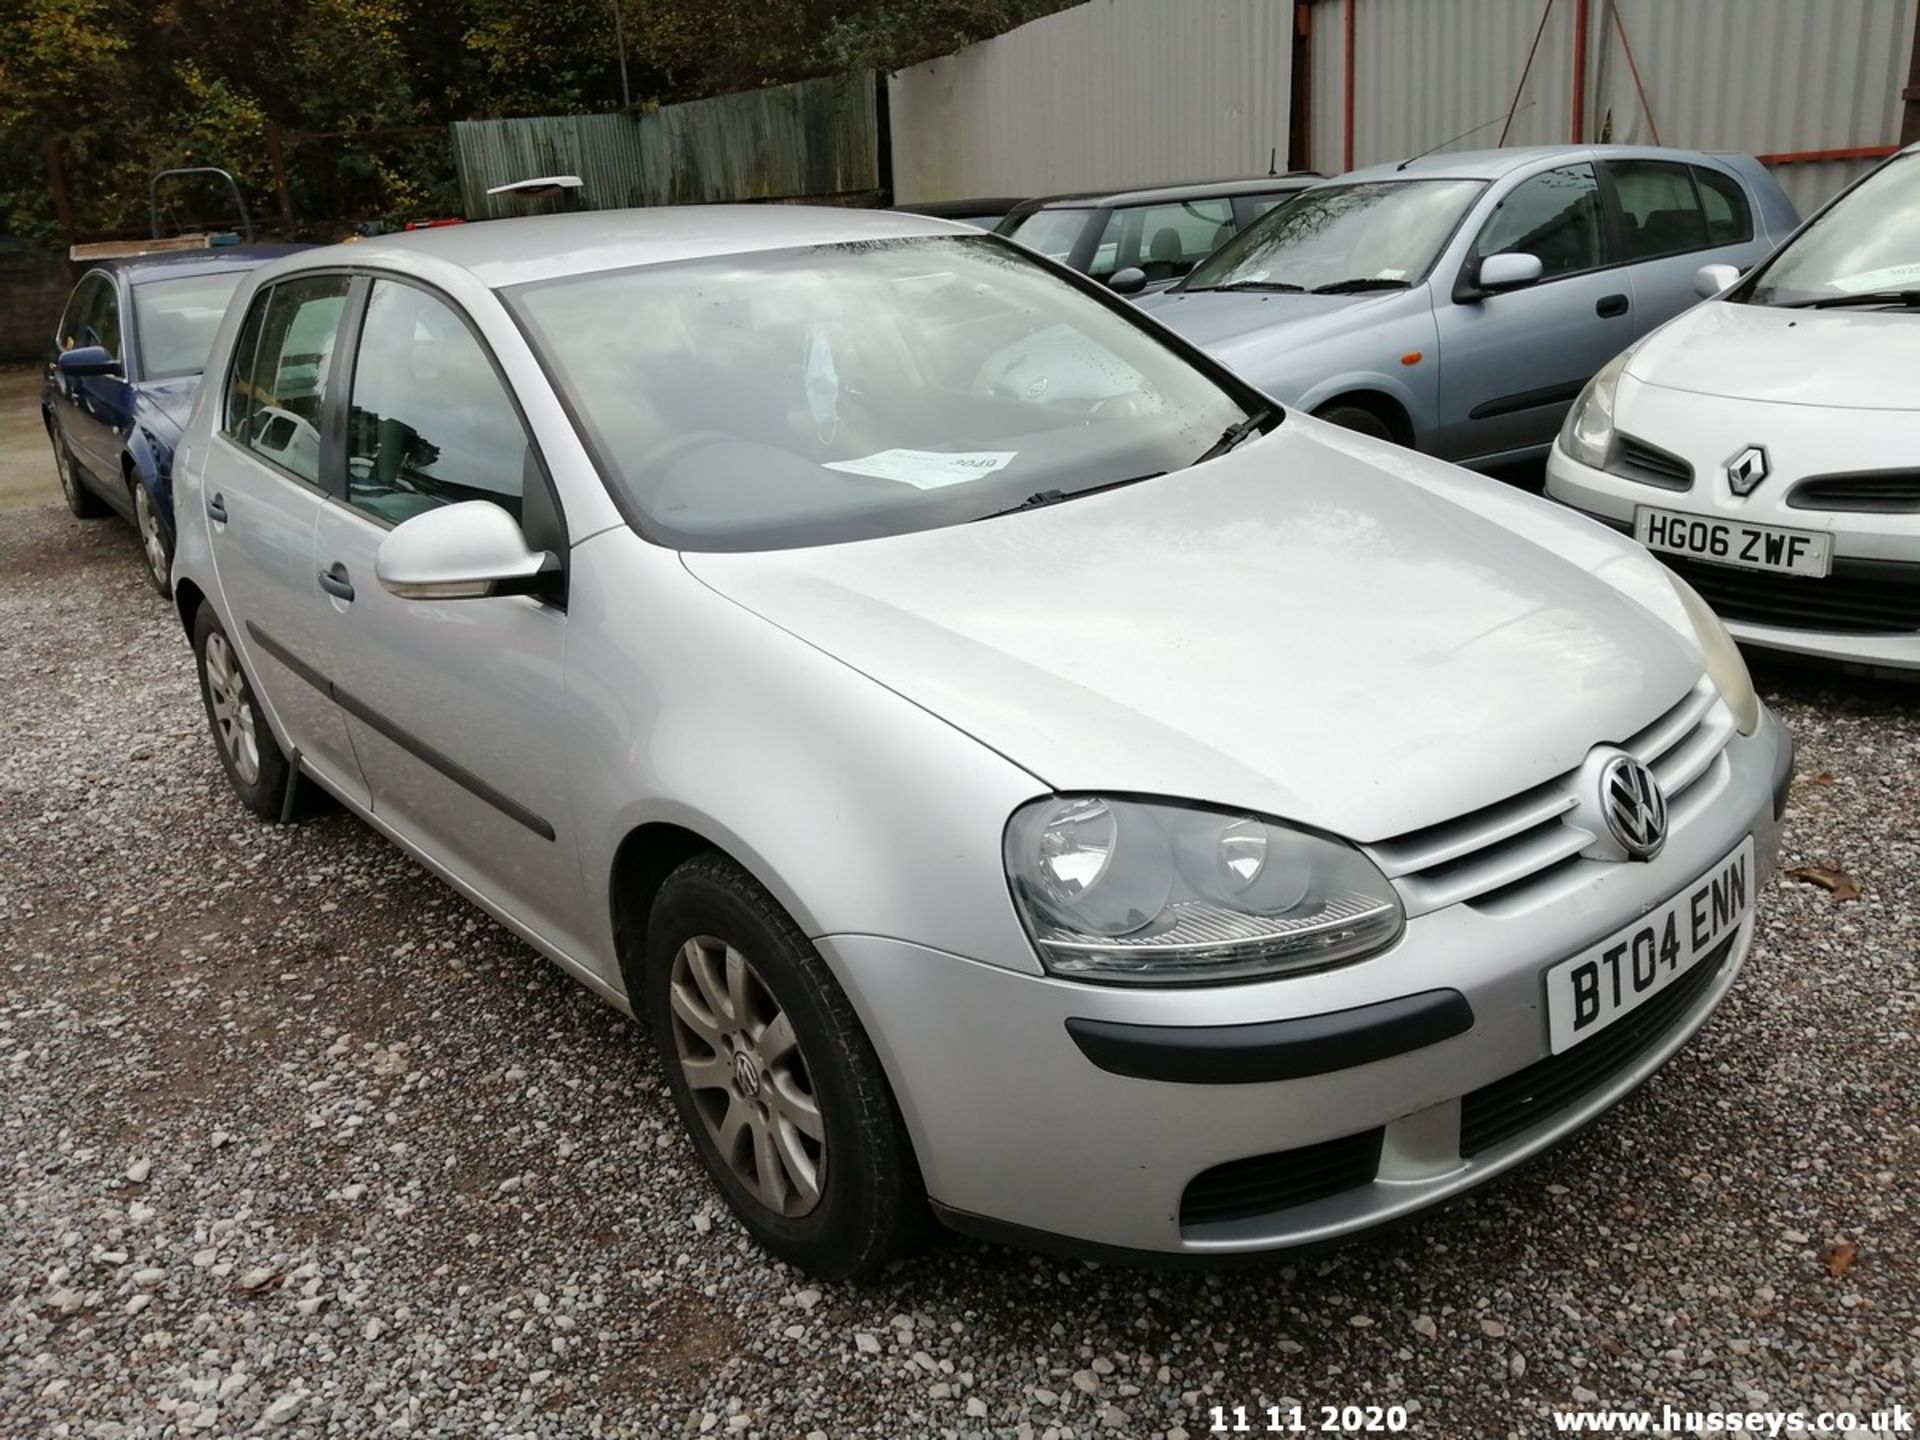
[1138,146,1799,470]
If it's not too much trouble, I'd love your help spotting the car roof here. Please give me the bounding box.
[95,244,309,283]
[892,197,1026,218]
[1013,174,1322,211]
[266,206,977,289]
[1336,144,1756,185]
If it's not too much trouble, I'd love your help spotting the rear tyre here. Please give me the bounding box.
[53,436,108,519]
[643,853,925,1279]
[1314,402,1397,443]
[192,605,292,821]
[133,481,174,598]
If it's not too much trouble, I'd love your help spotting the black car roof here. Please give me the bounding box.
[1011,174,1322,213]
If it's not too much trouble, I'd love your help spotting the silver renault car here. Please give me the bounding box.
[167,208,1791,1278]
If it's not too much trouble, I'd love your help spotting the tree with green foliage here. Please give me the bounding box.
[0,0,1072,242]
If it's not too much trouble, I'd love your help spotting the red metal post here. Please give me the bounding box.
[1290,1,1314,172]
[1902,0,1920,144]
[1757,145,1901,166]
[1570,0,1589,143]
[1501,0,1557,147]
[1343,0,1357,170]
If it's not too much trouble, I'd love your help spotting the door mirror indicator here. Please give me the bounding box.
[56,345,122,378]
[1476,252,1545,292]
[1693,263,1742,298]
[376,501,558,602]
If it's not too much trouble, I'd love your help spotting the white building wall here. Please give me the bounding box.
[888,0,1297,203]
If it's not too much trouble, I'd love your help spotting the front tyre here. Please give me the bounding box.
[192,606,292,820]
[1314,402,1396,442]
[644,854,924,1279]
[133,481,174,597]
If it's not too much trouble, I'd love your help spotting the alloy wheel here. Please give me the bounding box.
[202,631,261,786]
[135,486,169,586]
[668,935,826,1217]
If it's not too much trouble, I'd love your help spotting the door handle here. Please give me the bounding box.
[1596,293,1630,319]
[205,493,228,524]
[317,562,355,602]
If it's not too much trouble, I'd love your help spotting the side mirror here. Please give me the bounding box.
[1107,266,1149,296]
[376,500,557,601]
[57,345,121,378]
[1476,252,1545,292]
[1693,263,1742,298]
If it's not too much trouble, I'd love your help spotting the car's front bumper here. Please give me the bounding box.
[1546,446,1920,673]
[822,710,1788,1258]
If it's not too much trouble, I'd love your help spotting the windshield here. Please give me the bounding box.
[1746,154,1920,306]
[997,207,1096,264]
[1184,179,1486,293]
[509,236,1254,551]
[132,271,245,381]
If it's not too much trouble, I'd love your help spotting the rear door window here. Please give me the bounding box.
[233,275,351,486]
[1609,159,1713,260]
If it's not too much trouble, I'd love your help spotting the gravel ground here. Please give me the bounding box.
[2,500,1915,1439]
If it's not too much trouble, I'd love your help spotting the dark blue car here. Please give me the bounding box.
[43,246,303,593]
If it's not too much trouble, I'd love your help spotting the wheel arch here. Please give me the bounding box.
[1310,388,1417,446]
[606,819,739,1006]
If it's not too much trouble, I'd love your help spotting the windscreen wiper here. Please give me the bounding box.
[971,471,1166,522]
[1783,289,1920,310]
[1311,277,1412,294]
[1193,405,1277,466]
[1190,279,1306,294]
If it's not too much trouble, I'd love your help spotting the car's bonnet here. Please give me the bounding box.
[137,378,197,437]
[1629,299,1920,411]
[681,424,1703,843]
[1140,289,1413,363]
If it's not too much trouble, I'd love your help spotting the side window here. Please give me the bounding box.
[1611,160,1711,260]
[345,280,528,526]
[1095,199,1236,280]
[1476,164,1604,278]
[223,288,269,440]
[1692,166,1754,245]
[61,275,121,357]
[238,275,350,485]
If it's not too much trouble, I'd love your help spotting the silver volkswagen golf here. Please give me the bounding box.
[167,208,1792,1277]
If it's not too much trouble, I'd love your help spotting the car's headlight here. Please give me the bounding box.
[1004,796,1404,985]
[1670,573,1760,736]
[1558,350,1630,468]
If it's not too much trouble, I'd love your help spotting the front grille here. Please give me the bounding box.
[1787,471,1920,514]
[1369,679,1732,916]
[1607,433,1694,491]
[1459,932,1735,1157]
[1180,1127,1384,1229]
[1665,554,1920,635]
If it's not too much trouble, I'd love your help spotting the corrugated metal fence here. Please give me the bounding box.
[452,72,879,218]
[888,0,1299,203]
[1304,0,1916,214]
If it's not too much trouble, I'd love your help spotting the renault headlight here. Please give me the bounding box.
[1559,350,1630,468]
[1670,574,1760,736]
[1004,796,1404,985]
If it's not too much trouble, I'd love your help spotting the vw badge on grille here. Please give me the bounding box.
[1725,444,1770,497]
[1601,755,1668,861]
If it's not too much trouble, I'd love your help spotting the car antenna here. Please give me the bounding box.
[1395,103,1534,171]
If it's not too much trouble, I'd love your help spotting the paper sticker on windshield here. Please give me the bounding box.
[824,449,1017,489]
[1832,263,1920,292]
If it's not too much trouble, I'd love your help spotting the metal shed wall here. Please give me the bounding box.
[887,0,1297,204]
[1306,0,1914,214]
